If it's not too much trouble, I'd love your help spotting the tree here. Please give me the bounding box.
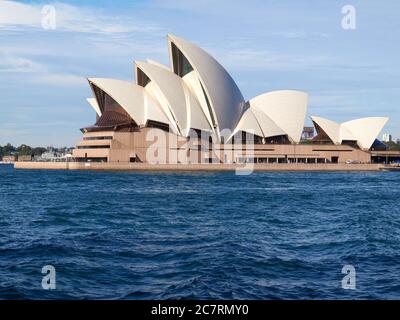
[2,143,15,156]
[386,141,400,151]
[16,144,32,155]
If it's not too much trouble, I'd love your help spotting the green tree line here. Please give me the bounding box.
[385,141,400,151]
[0,143,47,158]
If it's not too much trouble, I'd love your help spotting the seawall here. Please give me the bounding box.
[14,162,384,172]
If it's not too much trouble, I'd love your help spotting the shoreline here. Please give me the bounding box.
[13,162,384,172]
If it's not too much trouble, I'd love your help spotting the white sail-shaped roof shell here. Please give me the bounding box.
[135,61,186,134]
[182,71,215,130]
[146,59,170,71]
[248,90,308,143]
[311,115,389,150]
[86,98,101,117]
[310,116,342,144]
[167,34,245,137]
[230,108,264,139]
[135,61,211,136]
[251,107,288,138]
[185,87,213,134]
[340,125,356,141]
[342,117,389,150]
[143,81,179,134]
[142,91,171,126]
[230,106,287,141]
[88,78,169,126]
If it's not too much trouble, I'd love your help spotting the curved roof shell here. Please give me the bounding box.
[88,78,169,127]
[311,115,389,150]
[167,34,245,137]
[230,107,264,139]
[310,115,342,144]
[249,90,308,143]
[342,117,389,150]
[135,61,186,134]
[230,106,287,141]
[135,61,211,136]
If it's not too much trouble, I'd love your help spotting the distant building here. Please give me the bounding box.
[382,133,393,142]
[2,155,16,163]
[302,127,314,140]
[17,155,33,162]
[40,150,57,160]
[33,147,74,162]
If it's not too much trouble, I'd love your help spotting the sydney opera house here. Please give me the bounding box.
[72,34,389,165]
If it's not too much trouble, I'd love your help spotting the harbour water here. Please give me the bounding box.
[0,164,399,299]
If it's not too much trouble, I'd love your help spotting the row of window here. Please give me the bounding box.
[236,157,330,164]
[83,136,113,141]
[77,145,111,149]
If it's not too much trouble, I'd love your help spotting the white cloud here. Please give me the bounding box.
[216,48,332,71]
[0,1,166,89]
[0,51,86,86]
[270,31,329,39]
[0,1,161,35]
[0,1,41,28]
[53,3,161,35]
[0,55,45,73]
[30,73,87,87]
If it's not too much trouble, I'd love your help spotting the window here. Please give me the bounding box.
[171,43,194,77]
[77,145,111,149]
[265,135,290,144]
[83,136,113,141]
[146,120,170,132]
[137,68,151,87]
[76,157,108,162]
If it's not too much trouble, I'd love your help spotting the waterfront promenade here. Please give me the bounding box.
[14,162,383,171]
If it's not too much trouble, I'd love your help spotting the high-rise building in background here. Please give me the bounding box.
[382,133,393,142]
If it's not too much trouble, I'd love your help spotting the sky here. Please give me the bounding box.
[0,0,399,147]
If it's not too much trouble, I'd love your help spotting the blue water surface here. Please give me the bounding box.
[0,164,399,299]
